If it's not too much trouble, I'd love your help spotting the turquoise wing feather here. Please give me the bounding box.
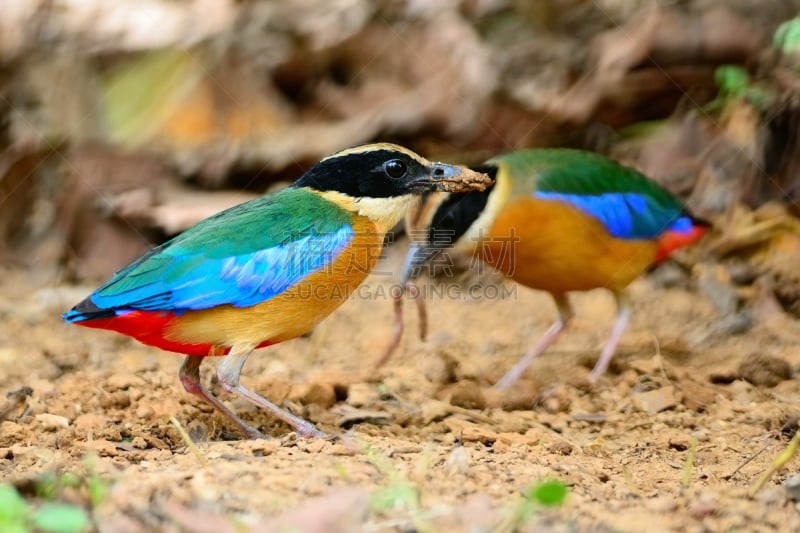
[73,187,352,314]
[493,149,691,239]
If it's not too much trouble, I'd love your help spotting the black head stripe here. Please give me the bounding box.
[293,149,427,198]
[428,188,491,247]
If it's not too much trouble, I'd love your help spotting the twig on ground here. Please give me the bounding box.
[749,427,800,497]
[170,416,208,468]
[724,441,772,480]
[682,436,699,487]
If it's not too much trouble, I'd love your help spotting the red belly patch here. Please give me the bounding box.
[74,310,273,356]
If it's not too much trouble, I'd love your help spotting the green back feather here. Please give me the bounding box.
[101,187,351,296]
[489,148,682,211]
[162,187,350,258]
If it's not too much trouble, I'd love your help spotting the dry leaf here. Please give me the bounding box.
[112,188,258,235]
[0,149,43,261]
[545,4,759,124]
[55,144,174,279]
[316,11,495,138]
[0,0,235,60]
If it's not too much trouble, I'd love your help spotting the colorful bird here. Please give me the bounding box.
[390,148,709,386]
[64,143,492,439]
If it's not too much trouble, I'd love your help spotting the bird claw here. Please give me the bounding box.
[295,424,328,440]
[242,426,269,440]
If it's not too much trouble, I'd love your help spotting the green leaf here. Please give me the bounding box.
[743,86,773,111]
[83,456,109,507]
[527,479,568,507]
[102,49,203,148]
[0,484,29,522]
[0,524,28,533]
[370,482,419,511]
[774,18,800,53]
[58,473,82,490]
[87,475,107,508]
[31,503,89,533]
[34,473,58,501]
[714,65,750,98]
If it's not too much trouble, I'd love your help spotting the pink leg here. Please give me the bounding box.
[217,345,326,439]
[588,291,631,382]
[179,355,266,439]
[374,286,407,369]
[493,295,573,389]
[375,282,426,369]
[413,283,428,342]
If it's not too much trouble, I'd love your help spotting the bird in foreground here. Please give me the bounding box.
[383,148,709,386]
[64,143,493,439]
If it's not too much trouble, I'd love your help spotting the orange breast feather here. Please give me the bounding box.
[166,215,384,349]
[477,197,658,294]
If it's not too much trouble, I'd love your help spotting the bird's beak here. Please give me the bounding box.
[407,163,493,193]
[400,241,443,286]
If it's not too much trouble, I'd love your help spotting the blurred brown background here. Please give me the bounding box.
[1,0,800,318]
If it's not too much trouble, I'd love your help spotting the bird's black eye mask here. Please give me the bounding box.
[293,150,426,198]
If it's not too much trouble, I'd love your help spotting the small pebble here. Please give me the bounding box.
[632,386,678,415]
[446,445,471,474]
[238,439,280,456]
[757,487,786,506]
[346,383,379,407]
[548,441,573,456]
[288,382,337,409]
[785,474,800,501]
[667,436,690,451]
[136,405,154,418]
[689,492,718,520]
[297,439,327,454]
[105,374,145,392]
[35,413,69,430]
[646,496,678,514]
[328,443,356,456]
[418,351,458,385]
[73,413,108,432]
[83,439,118,457]
[99,391,131,410]
[0,420,25,443]
[441,381,486,410]
[483,384,537,411]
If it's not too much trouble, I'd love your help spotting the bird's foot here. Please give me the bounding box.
[294,421,328,440]
[179,356,270,440]
[240,424,269,440]
[221,381,327,439]
[586,368,605,384]
[280,425,330,442]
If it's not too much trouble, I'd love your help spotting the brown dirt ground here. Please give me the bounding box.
[1,240,800,532]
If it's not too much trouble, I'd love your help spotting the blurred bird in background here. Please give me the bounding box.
[383,148,709,387]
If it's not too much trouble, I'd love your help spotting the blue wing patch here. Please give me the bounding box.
[90,226,353,311]
[534,191,684,239]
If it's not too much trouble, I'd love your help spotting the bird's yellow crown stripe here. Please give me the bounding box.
[322,143,430,165]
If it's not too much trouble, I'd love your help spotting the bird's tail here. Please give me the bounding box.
[62,298,116,323]
[654,214,711,262]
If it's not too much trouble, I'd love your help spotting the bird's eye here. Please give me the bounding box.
[384,159,408,179]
